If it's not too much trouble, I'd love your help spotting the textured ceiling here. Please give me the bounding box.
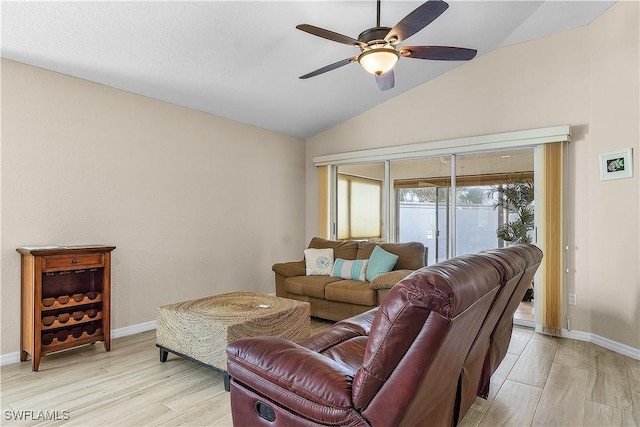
[1,1,615,139]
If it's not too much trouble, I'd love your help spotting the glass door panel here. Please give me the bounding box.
[392,157,452,265]
[454,149,534,255]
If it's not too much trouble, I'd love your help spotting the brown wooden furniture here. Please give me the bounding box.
[17,245,116,371]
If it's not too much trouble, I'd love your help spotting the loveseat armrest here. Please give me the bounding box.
[227,337,355,409]
[272,260,306,278]
[369,269,414,290]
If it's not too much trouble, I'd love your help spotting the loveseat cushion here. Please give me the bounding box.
[308,237,359,260]
[369,269,414,289]
[357,241,425,270]
[284,276,341,299]
[325,280,377,306]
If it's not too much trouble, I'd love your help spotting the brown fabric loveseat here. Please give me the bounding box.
[228,244,543,426]
[272,237,426,321]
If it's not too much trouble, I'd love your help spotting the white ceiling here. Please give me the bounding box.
[1,1,614,139]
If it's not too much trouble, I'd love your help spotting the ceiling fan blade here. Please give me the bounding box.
[375,70,395,91]
[296,24,360,46]
[400,46,477,61]
[385,0,449,43]
[299,57,358,79]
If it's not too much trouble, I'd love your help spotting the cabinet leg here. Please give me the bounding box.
[159,348,168,363]
[31,354,40,371]
[20,350,28,362]
[103,341,111,352]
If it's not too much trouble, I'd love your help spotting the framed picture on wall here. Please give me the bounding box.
[599,148,633,181]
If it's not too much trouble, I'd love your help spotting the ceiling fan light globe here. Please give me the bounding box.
[358,48,399,75]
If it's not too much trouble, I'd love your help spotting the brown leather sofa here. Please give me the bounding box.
[228,244,542,426]
[272,237,426,321]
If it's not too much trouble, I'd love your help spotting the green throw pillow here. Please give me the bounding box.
[366,245,399,282]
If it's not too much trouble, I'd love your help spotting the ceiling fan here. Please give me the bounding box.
[297,0,477,91]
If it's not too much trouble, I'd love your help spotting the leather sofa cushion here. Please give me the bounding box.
[284,276,340,299]
[325,280,377,306]
[336,308,377,336]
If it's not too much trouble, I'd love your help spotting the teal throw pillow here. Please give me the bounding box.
[332,258,368,281]
[366,245,399,282]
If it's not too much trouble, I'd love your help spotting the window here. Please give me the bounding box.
[337,173,382,240]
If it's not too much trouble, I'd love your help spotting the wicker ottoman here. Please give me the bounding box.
[156,291,310,390]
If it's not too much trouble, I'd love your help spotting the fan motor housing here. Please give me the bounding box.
[358,27,392,44]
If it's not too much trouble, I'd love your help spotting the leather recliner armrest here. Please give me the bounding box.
[227,337,355,410]
[272,260,306,278]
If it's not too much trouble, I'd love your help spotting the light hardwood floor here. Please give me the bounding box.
[1,321,638,426]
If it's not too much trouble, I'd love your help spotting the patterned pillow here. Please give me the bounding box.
[332,258,369,281]
[304,248,334,275]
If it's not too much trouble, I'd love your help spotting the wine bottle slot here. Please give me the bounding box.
[71,327,83,339]
[57,295,70,305]
[72,311,84,321]
[86,292,98,300]
[86,309,98,318]
[72,293,84,302]
[42,315,55,326]
[55,330,69,343]
[57,313,70,324]
[42,333,55,345]
[42,297,55,307]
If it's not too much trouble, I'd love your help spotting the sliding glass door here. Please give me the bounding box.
[392,149,534,264]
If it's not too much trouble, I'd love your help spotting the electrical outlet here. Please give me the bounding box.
[568,293,577,306]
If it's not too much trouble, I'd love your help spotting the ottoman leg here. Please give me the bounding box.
[223,372,230,392]
[159,347,168,363]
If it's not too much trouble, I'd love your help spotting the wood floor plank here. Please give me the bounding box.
[458,407,485,427]
[532,363,588,426]
[508,335,558,388]
[584,401,637,426]
[478,380,542,427]
[506,326,534,355]
[554,337,591,369]
[625,355,640,426]
[587,344,634,411]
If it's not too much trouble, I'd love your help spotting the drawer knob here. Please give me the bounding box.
[72,259,79,264]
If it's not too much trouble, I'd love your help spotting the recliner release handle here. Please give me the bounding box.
[255,400,276,422]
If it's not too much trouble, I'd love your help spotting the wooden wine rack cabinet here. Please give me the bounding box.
[17,245,116,371]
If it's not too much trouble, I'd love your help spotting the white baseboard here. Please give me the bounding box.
[0,351,21,366]
[111,320,157,339]
[0,320,158,367]
[562,328,640,361]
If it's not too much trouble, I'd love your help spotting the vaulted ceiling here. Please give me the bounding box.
[1,1,615,138]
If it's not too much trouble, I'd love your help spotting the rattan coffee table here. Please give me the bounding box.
[156,291,310,390]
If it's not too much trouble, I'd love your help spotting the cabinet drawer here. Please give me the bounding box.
[42,254,104,272]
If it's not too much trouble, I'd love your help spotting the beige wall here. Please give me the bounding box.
[0,59,306,355]
[306,2,639,350]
